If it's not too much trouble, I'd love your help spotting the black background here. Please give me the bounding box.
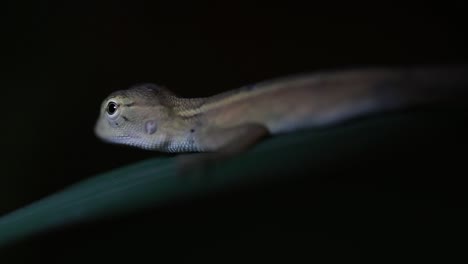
[1,1,468,261]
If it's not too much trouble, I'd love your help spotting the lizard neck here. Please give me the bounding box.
[169,76,303,119]
[171,97,207,116]
[170,84,271,118]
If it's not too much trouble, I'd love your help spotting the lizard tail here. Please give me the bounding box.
[374,65,468,109]
[300,65,468,128]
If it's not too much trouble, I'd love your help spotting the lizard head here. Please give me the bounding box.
[94,83,176,149]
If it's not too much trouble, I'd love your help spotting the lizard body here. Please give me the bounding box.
[94,66,468,154]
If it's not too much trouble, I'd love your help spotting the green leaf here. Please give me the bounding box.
[0,107,466,250]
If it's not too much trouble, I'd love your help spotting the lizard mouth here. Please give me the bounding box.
[103,134,141,144]
[112,135,140,139]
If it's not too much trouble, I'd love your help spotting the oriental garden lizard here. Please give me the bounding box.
[94,66,468,168]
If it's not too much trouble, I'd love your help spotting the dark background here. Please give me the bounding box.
[1,1,468,257]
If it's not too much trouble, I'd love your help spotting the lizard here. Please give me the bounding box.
[94,65,468,167]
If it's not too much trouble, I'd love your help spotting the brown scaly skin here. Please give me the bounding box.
[94,66,468,168]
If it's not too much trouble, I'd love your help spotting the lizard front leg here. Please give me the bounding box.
[175,123,270,175]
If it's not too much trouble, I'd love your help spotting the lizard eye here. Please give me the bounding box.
[106,101,119,116]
